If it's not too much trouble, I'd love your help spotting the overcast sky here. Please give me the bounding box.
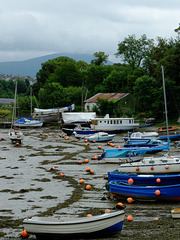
[0,0,179,63]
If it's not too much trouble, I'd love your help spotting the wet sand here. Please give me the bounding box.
[0,127,180,239]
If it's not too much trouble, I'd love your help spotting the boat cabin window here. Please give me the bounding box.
[162,160,167,163]
[176,159,179,162]
[149,160,154,164]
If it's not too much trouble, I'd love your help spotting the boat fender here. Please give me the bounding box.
[136,167,139,172]
[165,165,169,169]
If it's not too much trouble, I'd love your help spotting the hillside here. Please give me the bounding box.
[0,53,113,78]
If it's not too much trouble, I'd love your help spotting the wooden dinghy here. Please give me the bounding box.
[171,209,180,218]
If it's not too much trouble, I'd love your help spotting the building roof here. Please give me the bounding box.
[0,98,14,105]
[85,93,129,103]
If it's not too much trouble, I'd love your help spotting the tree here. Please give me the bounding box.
[115,34,154,69]
[91,52,109,66]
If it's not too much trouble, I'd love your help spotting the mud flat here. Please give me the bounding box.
[0,127,180,239]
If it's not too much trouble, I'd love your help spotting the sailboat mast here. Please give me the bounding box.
[30,86,32,117]
[161,65,169,141]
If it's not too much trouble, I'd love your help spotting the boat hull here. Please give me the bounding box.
[23,211,125,239]
[109,181,180,201]
[108,171,180,185]
[171,209,180,219]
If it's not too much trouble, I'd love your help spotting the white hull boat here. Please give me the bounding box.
[117,155,180,174]
[90,114,139,133]
[23,210,125,239]
[85,132,116,142]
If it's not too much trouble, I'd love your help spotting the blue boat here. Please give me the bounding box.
[98,148,147,161]
[107,170,180,186]
[108,181,180,201]
[123,139,170,153]
[158,134,180,141]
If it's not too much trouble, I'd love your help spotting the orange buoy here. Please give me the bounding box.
[59,134,62,137]
[156,178,161,183]
[51,166,55,170]
[93,156,97,160]
[165,165,169,169]
[84,139,88,142]
[40,132,42,135]
[21,229,29,238]
[128,178,134,184]
[127,215,133,222]
[127,197,133,203]
[98,146,102,149]
[78,160,82,164]
[65,136,69,140]
[93,140,96,143]
[75,139,78,142]
[85,184,92,190]
[79,179,85,184]
[45,134,48,136]
[136,167,139,172]
[155,190,161,195]
[110,143,114,147]
[154,217,159,221]
[150,166,154,170]
[107,142,110,145]
[86,167,91,172]
[58,173,64,177]
[28,132,31,134]
[55,138,58,141]
[90,170,95,174]
[49,133,52,136]
[87,214,93,217]
[105,209,110,213]
[15,142,19,146]
[86,142,89,145]
[117,202,124,208]
[84,159,89,163]
[117,145,121,148]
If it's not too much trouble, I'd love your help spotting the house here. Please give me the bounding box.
[0,98,14,106]
[84,93,129,112]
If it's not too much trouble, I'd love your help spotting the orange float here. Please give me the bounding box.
[85,185,92,190]
[21,230,29,238]
[128,178,134,184]
[127,197,133,203]
[127,215,133,221]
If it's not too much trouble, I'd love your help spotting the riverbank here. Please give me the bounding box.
[0,126,180,239]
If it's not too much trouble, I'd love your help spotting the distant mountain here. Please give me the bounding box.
[0,53,113,78]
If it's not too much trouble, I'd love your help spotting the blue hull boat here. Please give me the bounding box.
[123,139,169,154]
[108,181,180,201]
[99,148,147,160]
[158,134,180,141]
[108,170,180,186]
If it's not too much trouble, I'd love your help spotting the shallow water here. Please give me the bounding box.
[0,126,180,239]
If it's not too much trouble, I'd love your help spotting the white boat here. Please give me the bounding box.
[15,117,43,127]
[90,114,139,133]
[117,155,180,174]
[9,81,24,143]
[124,131,159,141]
[85,132,116,142]
[62,112,96,124]
[171,209,180,218]
[23,210,125,239]
[15,87,44,128]
[33,104,75,123]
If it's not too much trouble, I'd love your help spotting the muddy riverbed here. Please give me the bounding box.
[0,126,180,239]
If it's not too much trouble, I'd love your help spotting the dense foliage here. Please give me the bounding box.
[0,24,179,120]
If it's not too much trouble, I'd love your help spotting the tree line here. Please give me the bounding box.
[0,24,179,121]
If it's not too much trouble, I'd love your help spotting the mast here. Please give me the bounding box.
[11,81,17,129]
[161,65,169,143]
[30,86,32,117]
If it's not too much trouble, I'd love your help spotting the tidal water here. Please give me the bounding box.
[0,127,180,240]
